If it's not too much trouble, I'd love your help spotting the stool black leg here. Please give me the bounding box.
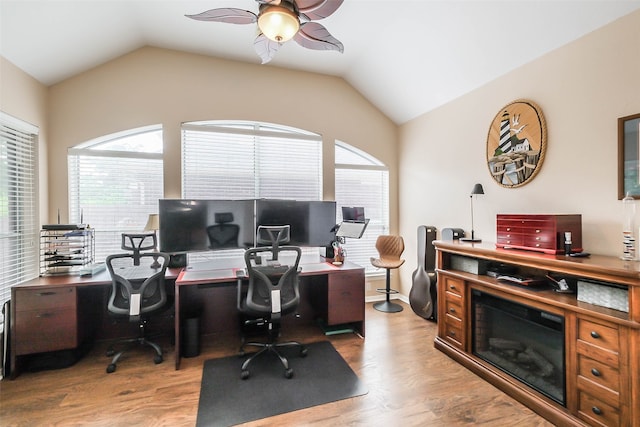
[374,268,403,313]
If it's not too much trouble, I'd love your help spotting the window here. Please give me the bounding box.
[0,112,39,311]
[68,126,163,261]
[335,142,389,275]
[182,121,323,262]
[182,121,322,200]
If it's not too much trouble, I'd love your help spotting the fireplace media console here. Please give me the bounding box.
[434,240,639,427]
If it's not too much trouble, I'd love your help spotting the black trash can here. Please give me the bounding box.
[182,315,201,358]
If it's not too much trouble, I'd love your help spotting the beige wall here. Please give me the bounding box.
[398,10,640,297]
[0,56,49,224]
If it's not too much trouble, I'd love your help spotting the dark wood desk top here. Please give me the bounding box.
[15,256,363,289]
[176,257,363,286]
[14,267,183,290]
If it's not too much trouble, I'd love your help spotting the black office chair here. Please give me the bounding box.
[237,243,306,379]
[105,251,171,373]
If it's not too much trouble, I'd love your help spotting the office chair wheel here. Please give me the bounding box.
[241,369,250,380]
[284,368,294,379]
[106,363,117,374]
[300,347,308,357]
[154,354,163,364]
[106,349,115,357]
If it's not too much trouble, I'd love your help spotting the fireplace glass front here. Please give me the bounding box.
[472,290,565,405]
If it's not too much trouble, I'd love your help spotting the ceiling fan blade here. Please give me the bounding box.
[185,8,257,24]
[294,22,344,53]
[296,0,344,21]
[254,34,281,64]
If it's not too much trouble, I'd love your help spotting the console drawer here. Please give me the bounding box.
[442,276,464,297]
[444,315,463,349]
[577,354,620,393]
[445,292,463,320]
[578,390,620,427]
[577,318,620,354]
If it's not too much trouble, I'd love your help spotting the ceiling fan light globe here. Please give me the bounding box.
[258,5,300,43]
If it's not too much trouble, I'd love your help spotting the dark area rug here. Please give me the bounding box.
[196,340,368,426]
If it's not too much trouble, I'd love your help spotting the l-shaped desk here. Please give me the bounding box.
[9,256,365,376]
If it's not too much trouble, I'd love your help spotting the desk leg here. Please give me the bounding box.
[175,284,182,370]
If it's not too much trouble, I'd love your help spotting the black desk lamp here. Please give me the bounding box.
[460,183,484,242]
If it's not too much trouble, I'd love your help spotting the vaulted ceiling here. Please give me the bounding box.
[1,1,639,124]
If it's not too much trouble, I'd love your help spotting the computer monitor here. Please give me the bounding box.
[342,206,365,222]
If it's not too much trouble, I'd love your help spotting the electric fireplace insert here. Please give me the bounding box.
[472,290,565,405]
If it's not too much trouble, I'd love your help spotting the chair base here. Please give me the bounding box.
[106,336,163,373]
[240,340,307,379]
[374,300,404,313]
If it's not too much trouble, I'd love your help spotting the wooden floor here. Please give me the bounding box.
[1,301,552,426]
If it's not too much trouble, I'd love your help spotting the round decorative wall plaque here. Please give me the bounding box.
[486,99,547,188]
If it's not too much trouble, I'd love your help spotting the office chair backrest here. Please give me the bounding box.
[106,252,169,318]
[121,233,157,266]
[256,225,290,261]
[242,245,302,317]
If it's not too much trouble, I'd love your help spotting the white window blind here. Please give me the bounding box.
[68,127,163,262]
[335,142,389,275]
[182,122,322,200]
[0,112,39,310]
[182,121,323,263]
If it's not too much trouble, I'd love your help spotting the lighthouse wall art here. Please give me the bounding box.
[486,100,547,187]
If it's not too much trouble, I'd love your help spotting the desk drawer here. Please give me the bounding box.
[327,272,364,325]
[15,286,76,310]
[14,308,77,355]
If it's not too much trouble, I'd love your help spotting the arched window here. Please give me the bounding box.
[68,125,164,261]
[335,141,389,275]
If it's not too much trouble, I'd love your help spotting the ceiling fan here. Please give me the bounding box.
[186,0,344,64]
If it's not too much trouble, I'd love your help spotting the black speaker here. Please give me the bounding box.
[169,253,187,268]
[442,227,465,240]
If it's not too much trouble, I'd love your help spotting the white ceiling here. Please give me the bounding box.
[1,0,639,124]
